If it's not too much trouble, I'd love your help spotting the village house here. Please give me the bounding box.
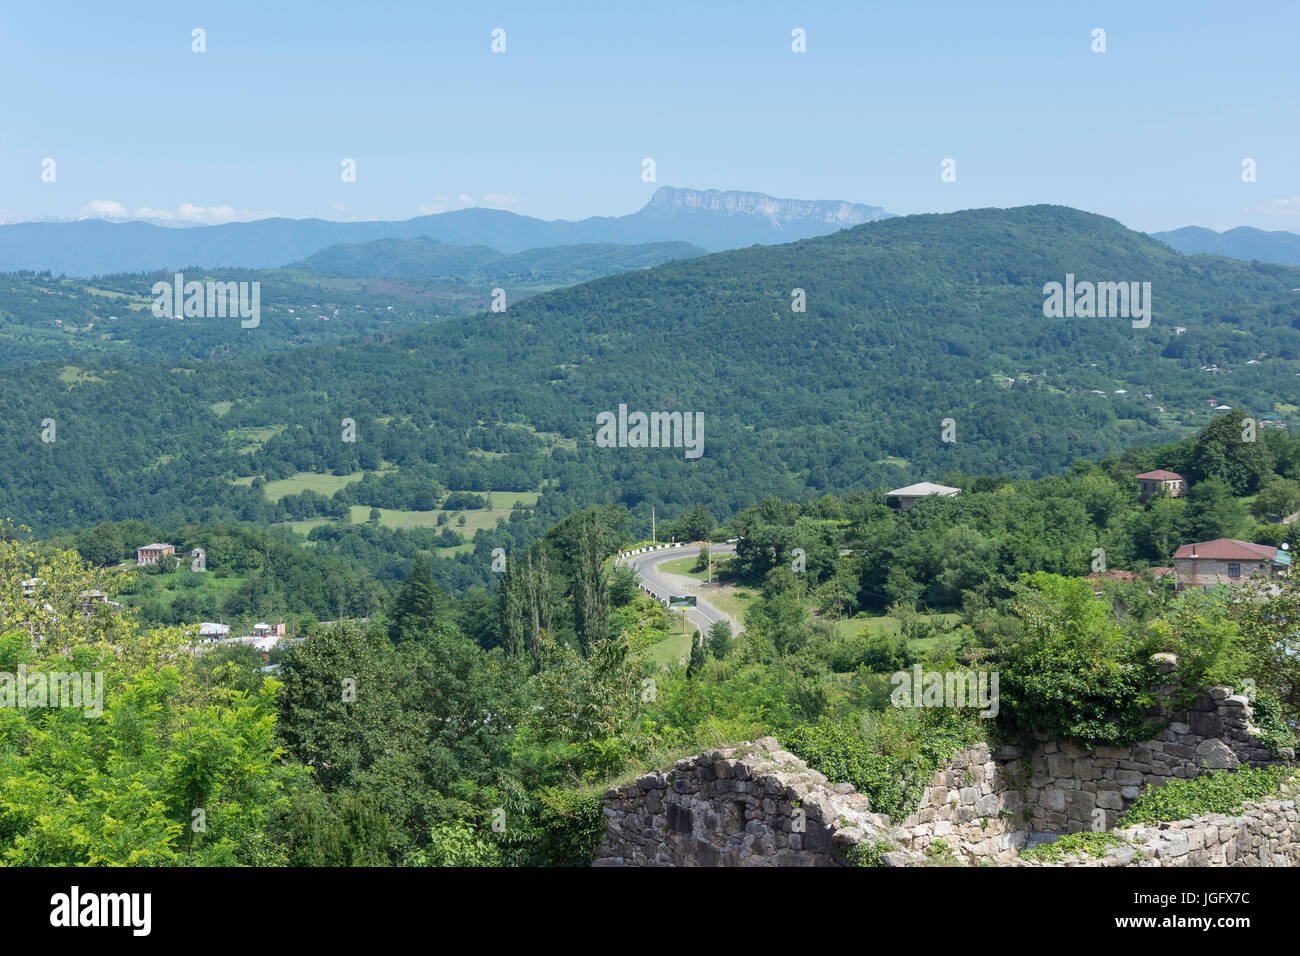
[1135,469,1187,501]
[136,543,176,566]
[1172,538,1291,590]
[198,622,231,641]
[76,590,122,613]
[886,482,961,512]
[252,622,286,638]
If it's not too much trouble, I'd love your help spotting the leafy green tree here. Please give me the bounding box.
[687,630,707,677]
[74,522,125,567]
[388,555,451,642]
[573,514,609,654]
[1251,477,1300,520]
[994,573,1161,748]
[671,504,715,542]
[1184,478,1252,542]
[706,619,733,659]
[1191,410,1276,494]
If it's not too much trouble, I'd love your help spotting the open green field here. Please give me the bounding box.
[644,626,694,671]
[228,426,287,455]
[827,611,960,640]
[116,569,247,619]
[279,488,540,544]
[57,365,107,384]
[261,472,367,502]
[701,590,751,623]
[657,554,714,580]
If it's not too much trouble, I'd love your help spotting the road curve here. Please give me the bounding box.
[617,543,741,636]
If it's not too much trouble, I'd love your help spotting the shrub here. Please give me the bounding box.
[785,707,984,820]
[1249,690,1298,759]
[1020,832,1130,863]
[995,574,1162,748]
[1118,766,1296,826]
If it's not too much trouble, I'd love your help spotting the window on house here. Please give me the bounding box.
[1227,563,1241,578]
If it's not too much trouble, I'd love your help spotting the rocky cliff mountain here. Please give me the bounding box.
[0,188,890,277]
[640,186,889,230]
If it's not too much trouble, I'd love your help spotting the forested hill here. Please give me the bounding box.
[1153,225,1300,267]
[289,238,706,280]
[4,204,1300,535]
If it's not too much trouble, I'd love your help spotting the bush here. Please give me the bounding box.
[785,707,984,820]
[817,629,912,673]
[1119,766,1296,826]
[995,642,1162,748]
[1249,691,1298,758]
[443,492,487,510]
[1020,832,1131,863]
[995,574,1163,748]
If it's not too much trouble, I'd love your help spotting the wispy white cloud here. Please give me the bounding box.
[78,199,130,219]
[75,200,274,224]
[131,203,275,225]
[1251,196,1300,216]
[417,192,519,215]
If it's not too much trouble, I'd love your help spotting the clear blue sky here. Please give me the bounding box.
[1,0,1296,234]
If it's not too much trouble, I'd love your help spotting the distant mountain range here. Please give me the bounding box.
[288,238,706,280]
[0,188,891,277]
[1152,225,1300,266]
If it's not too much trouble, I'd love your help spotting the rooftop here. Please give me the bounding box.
[1172,539,1283,561]
[887,482,962,498]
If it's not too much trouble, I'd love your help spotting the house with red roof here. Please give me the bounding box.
[1172,538,1291,590]
[1136,470,1187,501]
[136,543,176,566]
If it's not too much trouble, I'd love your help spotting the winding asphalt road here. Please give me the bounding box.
[618,543,740,636]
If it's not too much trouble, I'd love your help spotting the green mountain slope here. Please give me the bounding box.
[290,237,707,280]
[4,204,1300,534]
[1153,225,1300,267]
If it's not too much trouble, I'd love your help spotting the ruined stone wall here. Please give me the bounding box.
[1016,783,1300,867]
[595,663,1295,867]
[892,667,1288,862]
[594,737,893,867]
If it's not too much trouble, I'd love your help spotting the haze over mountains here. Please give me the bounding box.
[1152,225,1300,267]
[0,187,891,277]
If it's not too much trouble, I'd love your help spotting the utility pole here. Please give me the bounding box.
[651,506,656,544]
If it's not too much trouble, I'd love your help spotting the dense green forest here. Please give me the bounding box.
[289,237,705,281]
[0,238,690,370]
[3,205,1300,547]
[4,414,1299,866]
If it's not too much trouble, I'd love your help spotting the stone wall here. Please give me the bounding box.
[595,661,1295,867]
[594,737,893,867]
[890,663,1290,862]
[888,741,1026,863]
[1015,782,1300,867]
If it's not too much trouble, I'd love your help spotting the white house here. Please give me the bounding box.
[887,482,962,512]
